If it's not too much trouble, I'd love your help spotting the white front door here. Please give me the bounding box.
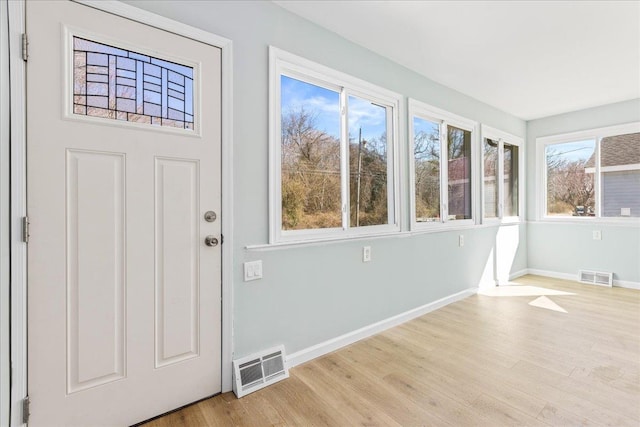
[26,1,222,425]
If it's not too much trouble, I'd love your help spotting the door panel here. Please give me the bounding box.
[154,158,200,367]
[66,149,126,393]
[27,1,222,425]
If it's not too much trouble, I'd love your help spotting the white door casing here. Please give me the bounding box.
[27,1,222,425]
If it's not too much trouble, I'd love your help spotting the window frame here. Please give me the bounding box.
[269,47,403,244]
[536,121,640,223]
[480,125,524,224]
[408,98,478,231]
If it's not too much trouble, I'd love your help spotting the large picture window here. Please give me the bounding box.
[481,125,523,222]
[409,99,476,229]
[538,123,640,219]
[270,48,401,243]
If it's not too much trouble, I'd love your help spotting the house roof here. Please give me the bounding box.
[585,132,640,168]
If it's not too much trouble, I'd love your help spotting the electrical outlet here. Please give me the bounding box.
[593,230,601,240]
[363,246,371,262]
[244,260,263,281]
[459,235,464,247]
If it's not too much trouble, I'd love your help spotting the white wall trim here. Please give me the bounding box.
[76,0,236,394]
[480,124,526,224]
[268,46,404,244]
[508,269,529,281]
[535,121,640,221]
[613,279,640,290]
[407,97,479,232]
[1,1,12,425]
[524,269,640,290]
[286,287,477,368]
[527,268,579,282]
[8,0,26,424]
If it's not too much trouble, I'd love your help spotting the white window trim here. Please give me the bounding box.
[480,125,524,224]
[269,46,403,244]
[536,121,640,223]
[408,98,478,231]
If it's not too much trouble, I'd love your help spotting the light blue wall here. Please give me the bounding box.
[124,0,527,358]
[527,99,640,283]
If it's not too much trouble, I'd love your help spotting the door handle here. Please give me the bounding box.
[204,236,218,247]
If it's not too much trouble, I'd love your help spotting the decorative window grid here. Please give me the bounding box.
[73,37,194,130]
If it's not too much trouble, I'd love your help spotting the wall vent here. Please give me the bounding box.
[232,345,288,398]
[579,270,613,287]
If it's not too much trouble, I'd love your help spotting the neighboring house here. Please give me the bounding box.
[585,132,640,217]
[447,156,472,219]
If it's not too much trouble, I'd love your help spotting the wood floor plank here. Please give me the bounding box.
[142,275,640,426]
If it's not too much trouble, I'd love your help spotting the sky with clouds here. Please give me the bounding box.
[281,75,387,147]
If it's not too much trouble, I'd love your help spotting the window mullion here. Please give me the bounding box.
[385,105,395,226]
[340,88,349,231]
[595,137,602,218]
[497,139,504,219]
[440,122,449,223]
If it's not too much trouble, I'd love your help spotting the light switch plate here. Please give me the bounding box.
[363,246,371,262]
[244,260,263,281]
[592,230,601,241]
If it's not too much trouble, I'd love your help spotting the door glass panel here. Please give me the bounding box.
[73,37,194,130]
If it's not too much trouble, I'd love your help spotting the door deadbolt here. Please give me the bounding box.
[204,236,219,247]
[204,211,217,222]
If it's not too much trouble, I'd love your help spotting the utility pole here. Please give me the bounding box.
[356,127,365,227]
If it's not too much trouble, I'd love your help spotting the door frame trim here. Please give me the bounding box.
[9,1,234,424]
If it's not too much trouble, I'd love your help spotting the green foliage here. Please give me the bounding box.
[546,148,595,213]
[281,107,389,230]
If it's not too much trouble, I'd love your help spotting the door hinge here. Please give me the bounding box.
[221,234,224,244]
[21,33,28,61]
[22,216,30,243]
[22,396,30,424]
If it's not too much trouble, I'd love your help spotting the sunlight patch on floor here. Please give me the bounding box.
[528,295,568,313]
[479,284,575,297]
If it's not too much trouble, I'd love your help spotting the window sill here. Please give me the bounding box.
[247,221,527,251]
[534,217,640,227]
[246,230,405,251]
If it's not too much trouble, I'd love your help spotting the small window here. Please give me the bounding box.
[447,126,472,221]
[600,133,640,217]
[280,76,341,231]
[481,126,523,221]
[483,139,499,219]
[545,139,595,217]
[538,123,640,220]
[503,143,519,217]
[73,36,194,130]
[409,99,477,229]
[271,48,401,243]
[348,95,390,228]
[413,117,441,222]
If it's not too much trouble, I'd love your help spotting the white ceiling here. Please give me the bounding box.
[274,1,640,120]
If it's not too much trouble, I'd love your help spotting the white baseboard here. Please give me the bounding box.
[508,269,529,280]
[527,268,577,282]
[523,269,640,290]
[613,279,640,290]
[286,287,477,368]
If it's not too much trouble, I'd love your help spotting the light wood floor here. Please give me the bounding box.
[144,275,640,426]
